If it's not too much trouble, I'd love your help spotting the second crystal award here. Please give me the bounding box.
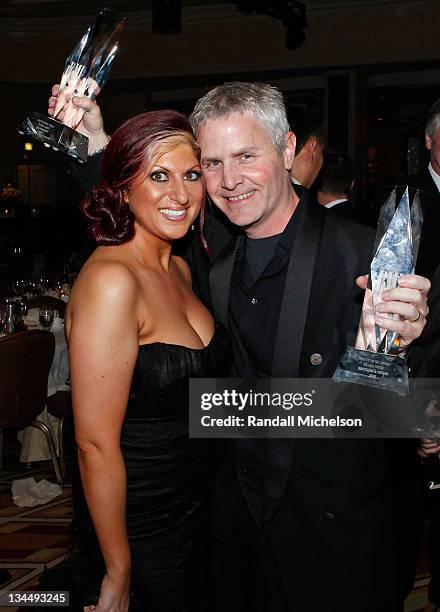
[333,188,423,395]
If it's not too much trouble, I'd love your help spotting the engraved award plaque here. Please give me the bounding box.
[333,188,423,395]
[18,8,124,163]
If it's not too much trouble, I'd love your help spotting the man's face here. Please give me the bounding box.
[426,127,440,176]
[196,112,296,238]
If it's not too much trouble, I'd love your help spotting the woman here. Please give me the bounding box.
[65,110,229,612]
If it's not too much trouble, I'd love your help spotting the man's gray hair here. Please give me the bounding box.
[426,98,440,137]
[189,81,290,154]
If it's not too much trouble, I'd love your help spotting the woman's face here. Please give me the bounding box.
[129,143,204,242]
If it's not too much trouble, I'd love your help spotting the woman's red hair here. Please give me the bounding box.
[81,110,200,246]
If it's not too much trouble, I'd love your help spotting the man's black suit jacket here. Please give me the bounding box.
[325,198,356,220]
[188,200,397,611]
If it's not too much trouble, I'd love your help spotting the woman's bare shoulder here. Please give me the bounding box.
[70,250,139,307]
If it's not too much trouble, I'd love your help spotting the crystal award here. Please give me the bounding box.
[18,8,124,163]
[333,188,423,395]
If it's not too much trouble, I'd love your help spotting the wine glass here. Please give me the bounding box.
[19,297,28,318]
[36,277,49,293]
[39,307,54,330]
[12,279,27,296]
[4,299,20,334]
[28,280,40,296]
[56,280,71,300]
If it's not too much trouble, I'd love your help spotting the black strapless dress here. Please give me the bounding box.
[32,324,230,612]
[122,323,230,611]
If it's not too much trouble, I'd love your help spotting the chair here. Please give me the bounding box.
[46,390,72,482]
[0,330,64,485]
[28,296,66,318]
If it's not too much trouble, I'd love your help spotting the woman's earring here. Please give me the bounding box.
[123,192,132,211]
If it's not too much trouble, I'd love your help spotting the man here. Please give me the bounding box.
[391,102,440,384]
[407,100,440,282]
[189,83,429,612]
[49,82,430,611]
[316,150,357,220]
[389,100,440,612]
[288,103,324,188]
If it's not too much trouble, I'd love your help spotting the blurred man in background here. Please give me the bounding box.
[288,104,324,188]
[316,150,356,220]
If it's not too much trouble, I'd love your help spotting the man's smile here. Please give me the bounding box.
[224,189,256,202]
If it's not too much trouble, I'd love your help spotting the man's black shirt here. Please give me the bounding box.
[229,194,304,378]
[228,192,304,523]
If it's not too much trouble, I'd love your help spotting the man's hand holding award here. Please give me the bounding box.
[334,188,427,395]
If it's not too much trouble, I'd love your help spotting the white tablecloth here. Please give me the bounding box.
[19,328,69,463]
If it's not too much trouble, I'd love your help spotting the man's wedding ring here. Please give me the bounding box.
[412,310,422,323]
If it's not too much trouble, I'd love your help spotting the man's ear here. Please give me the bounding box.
[284,131,296,170]
[426,133,433,151]
[309,137,319,162]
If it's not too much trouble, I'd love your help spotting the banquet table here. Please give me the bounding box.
[19,327,69,463]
